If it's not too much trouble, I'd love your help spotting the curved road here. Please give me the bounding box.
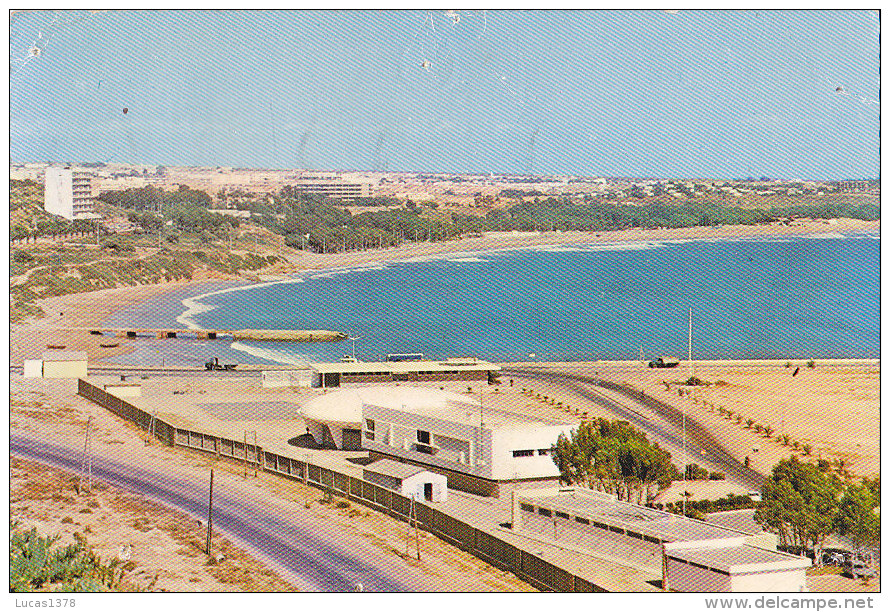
[503,366,764,491]
[11,431,418,592]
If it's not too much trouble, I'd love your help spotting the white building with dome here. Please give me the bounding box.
[299,389,364,450]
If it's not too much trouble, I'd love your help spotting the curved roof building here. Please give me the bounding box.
[300,389,364,450]
[300,386,480,451]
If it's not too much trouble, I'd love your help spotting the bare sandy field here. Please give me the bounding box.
[10,456,297,592]
[518,361,880,480]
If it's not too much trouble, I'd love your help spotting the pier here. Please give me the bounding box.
[78,328,346,342]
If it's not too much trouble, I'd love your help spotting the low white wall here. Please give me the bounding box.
[104,384,142,398]
[731,569,806,592]
[43,360,87,379]
[262,370,313,388]
[23,360,43,378]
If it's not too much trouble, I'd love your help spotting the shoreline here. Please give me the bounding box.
[11,218,879,365]
[284,217,880,273]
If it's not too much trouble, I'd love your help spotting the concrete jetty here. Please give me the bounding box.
[77,328,346,342]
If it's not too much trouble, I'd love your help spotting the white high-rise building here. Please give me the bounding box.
[44,167,96,220]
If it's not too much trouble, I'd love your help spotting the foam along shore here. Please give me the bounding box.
[290,218,880,272]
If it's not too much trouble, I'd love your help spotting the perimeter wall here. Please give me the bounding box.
[77,378,609,592]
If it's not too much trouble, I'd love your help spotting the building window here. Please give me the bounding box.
[365,419,375,431]
[512,449,534,458]
[520,503,534,513]
[575,516,590,525]
[537,448,550,456]
[364,431,375,441]
[555,511,569,520]
[537,508,551,517]
[417,430,430,444]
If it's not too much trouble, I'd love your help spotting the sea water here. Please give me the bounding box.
[103,231,880,366]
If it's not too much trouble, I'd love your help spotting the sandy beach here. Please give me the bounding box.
[290,217,880,271]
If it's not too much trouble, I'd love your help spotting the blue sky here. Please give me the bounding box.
[9,9,880,180]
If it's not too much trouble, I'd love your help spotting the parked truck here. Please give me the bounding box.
[205,357,236,371]
[648,356,680,368]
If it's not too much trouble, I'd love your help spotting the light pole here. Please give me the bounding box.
[683,306,692,519]
[348,335,361,360]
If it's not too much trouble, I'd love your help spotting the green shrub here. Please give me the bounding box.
[9,521,131,592]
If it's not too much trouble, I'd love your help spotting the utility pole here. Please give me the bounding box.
[206,469,214,556]
[253,430,259,477]
[683,307,692,519]
[407,495,421,560]
[243,431,249,479]
[81,415,93,494]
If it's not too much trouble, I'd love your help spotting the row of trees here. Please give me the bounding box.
[85,183,880,255]
[95,186,240,236]
[754,457,880,553]
[551,422,880,555]
[551,418,680,504]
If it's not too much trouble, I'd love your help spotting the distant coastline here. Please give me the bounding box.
[284,217,880,274]
[11,217,879,365]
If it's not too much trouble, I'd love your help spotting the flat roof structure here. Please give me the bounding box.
[311,358,501,375]
[357,385,570,429]
[363,458,428,480]
[515,488,751,543]
[513,488,811,592]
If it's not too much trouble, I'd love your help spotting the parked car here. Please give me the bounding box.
[844,553,877,579]
[648,356,680,368]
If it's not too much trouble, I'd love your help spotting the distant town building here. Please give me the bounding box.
[288,180,372,200]
[44,167,97,220]
[837,180,870,192]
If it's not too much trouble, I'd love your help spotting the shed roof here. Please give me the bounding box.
[363,459,430,480]
[666,544,811,573]
[518,488,752,543]
[41,351,88,361]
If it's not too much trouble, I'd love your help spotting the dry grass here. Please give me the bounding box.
[10,457,298,592]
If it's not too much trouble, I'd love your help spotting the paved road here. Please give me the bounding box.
[10,431,419,592]
[503,366,764,491]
